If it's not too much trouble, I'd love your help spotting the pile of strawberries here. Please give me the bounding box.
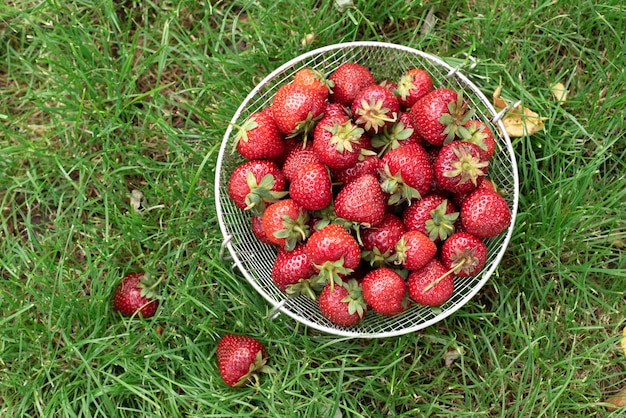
[226,62,512,328]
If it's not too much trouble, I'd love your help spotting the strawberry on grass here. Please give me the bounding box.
[113,272,160,318]
[217,334,273,388]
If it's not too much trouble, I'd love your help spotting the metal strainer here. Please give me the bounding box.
[215,42,519,338]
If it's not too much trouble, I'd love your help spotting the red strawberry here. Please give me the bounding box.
[312,114,364,170]
[271,244,317,296]
[318,279,367,326]
[328,63,376,106]
[332,152,382,185]
[452,177,496,208]
[371,111,423,156]
[362,213,406,266]
[380,143,433,205]
[217,334,270,388]
[271,83,325,137]
[379,79,398,95]
[251,215,272,245]
[395,68,434,109]
[394,230,437,271]
[293,67,332,100]
[460,188,511,238]
[322,102,351,119]
[440,232,487,277]
[289,161,333,211]
[227,160,287,213]
[334,174,386,227]
[434,141,489,194]
[361,267,408,316]
[232,111,285,160]
[262,199,310,250]
[408,259,454,306]
[351,84,400,134]
[113,272,159,318]
[409,88,472,146]
[462,119,496,160]
[402,194,459,242]
[281,142,320,182]
[305,223,361,289]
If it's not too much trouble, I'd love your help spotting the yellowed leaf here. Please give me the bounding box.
[622,326,626,356]
[605,387,626,412]
[493,85,508,110]
[493,85,545,137]
[550,82,568,103]
[443,346,464,367]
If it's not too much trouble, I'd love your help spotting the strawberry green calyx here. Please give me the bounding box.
[371,120,414,156]
[234,350,274,388]
[288,110,324,142]
[244,172,288,214]
[461,121,489,150]
[443,144,489,187]
[425,201,459,242]
[380,165,421,205]
[448,247,480,276]
[354,97,398,134]
[285,276,326,300]
[439,92,474,144]
[313,257,354,292]
[272,210,311,251]
[137,273,163,301]
[362,246,395,267]
[342,279,367,319]
[323,120,364,154]
[230,119,258,153]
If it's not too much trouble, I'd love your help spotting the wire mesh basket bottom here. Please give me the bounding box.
[215,42,519,338]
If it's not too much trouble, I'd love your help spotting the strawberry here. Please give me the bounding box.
[351,84,400,134]
[361,267,408,316]
[318,279,367,326]
[332,152,382,185]
[371,112,423,156]
[394,230,437,271]
[113,272,159,318]
[402,194,459,242]
[232,111,285,160]
[281,142,320,182]
[251,215,272,245]
[227,160,287,213]
[305,223,361,289]
[334,174,386,227]
[395,68,434,109]
[293,67,333,100]
[361,213,406,266]
[379,143,433,205]
[440,232,487,277]
[271,83,325,137]
[407,259,454,306]
[289,161,333,211]
[409,88,472,146]
[217,334,271,388]
[434,141,489,194]
[462,119,496,160]
[322,102,351,120]
[460,188,511,238]
[452,177,496,208]
[328,63,376,106]
[312,114,364,170]
[271,244,317,295]
[262,199,310,250]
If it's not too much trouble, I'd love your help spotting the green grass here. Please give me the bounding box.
[1,0,625,416]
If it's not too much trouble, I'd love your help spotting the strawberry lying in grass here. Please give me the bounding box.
[113,272,159,318]
[217,334,272,388]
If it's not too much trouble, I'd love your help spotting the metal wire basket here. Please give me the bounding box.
[215,42,519,338]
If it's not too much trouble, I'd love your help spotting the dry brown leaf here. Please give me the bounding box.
[605,387,626,412]
[493,85,545,137]
[443,346,464,367]
[550,82,568,103]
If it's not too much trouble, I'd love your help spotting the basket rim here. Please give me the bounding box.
[214,41,520,338]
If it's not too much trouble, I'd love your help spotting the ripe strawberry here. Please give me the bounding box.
[293,67,333,100]
[281,142,320,182]
[305,223,361,289]
[440,232,487,277]
[394,230,437,271]
[408,259,454,306]
[312,114,364,170]
[362,213,406,266]
[409,88,472,146]
[262,199,310,250]
[332,152,382,185]
[289,161,333,211]
[271,83,325,137]
[380,143,433,205]
[371,111,423,156]
[395,68,434,109]
[462,119,496,160]
[351,84,400,135]
[361,267,408,316]
[217,334,270,388]
[322,102,351,119]
[451,177,496,208]
[113,272,159,318]
[434,141,489,194]
[318,279,367,326]
[334,174,386,227]
[232,111,285,160]
[251,215,272,245]
[328,63,376,106]
[271,244,317,294]
[227,160,287,213]
[402,194,459,242]
[460,188,511,238]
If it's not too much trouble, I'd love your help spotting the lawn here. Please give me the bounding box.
[1,0,625,416]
